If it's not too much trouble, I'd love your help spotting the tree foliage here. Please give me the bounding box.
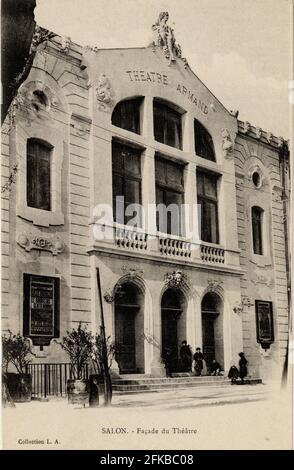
[2,331,34,374]
[56,323,93,380]
[91,334,117,375]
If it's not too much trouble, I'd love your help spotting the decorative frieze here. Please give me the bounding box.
[17,233,65,256]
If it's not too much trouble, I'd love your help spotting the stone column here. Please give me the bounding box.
[142,95,154,140]
[184,161,201,261]
[150,286,165,377]
[142,147,156,236]
[142,95,157,246]
[194,295,203,351]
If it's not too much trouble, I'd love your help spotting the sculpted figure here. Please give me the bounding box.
[221,128,234,158]
[95,74,113,111]
[152,12,181,65]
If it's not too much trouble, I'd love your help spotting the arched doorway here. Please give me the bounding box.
[201,292,224,372]
[161,288,186,373]
[115,282,144,374]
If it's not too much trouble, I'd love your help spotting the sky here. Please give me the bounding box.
[35,0,293,138]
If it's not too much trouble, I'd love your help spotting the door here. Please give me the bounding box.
[161,308,180,372]
[115,306,137,373]
[202,314,215,369]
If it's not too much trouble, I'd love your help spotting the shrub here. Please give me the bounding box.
[57,323,93,380]
[2,331,34,374]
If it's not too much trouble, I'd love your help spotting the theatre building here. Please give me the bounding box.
[1,15,290,386]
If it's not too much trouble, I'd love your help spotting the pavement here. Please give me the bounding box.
[1,382,292,450]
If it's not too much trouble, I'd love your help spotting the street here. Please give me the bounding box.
[2,383,292,450]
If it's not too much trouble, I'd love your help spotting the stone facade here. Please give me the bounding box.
[1,24,290,380]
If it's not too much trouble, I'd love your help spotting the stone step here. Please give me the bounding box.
[112,377,262,394]
[113,380,231,393]
[113,375,227,385]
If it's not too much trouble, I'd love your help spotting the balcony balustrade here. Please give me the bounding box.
[92,223,235,267]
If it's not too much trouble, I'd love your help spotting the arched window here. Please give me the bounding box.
[194,119,215,161]
[252,206,263,255]
[27,138,52,211]
[153,99,182,149]
[111,97,142,134]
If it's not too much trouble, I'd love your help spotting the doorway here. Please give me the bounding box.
[115,282,144,374]
[201,292,224,372]
[161,288,186,373]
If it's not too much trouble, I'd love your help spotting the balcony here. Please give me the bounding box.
[159,236,192,259]
[90,222,241,270]
[200,243,225,265]
[115,226,148,251]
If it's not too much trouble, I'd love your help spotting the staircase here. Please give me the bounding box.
[112,373,261,394]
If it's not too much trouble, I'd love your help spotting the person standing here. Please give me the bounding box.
[228,364,239,384]
[238,352,248,384]
[193,347,204,376]
[179,340,192,372]
[163,347,173,378]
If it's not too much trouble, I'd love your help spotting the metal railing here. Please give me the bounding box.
[26,363,89,398]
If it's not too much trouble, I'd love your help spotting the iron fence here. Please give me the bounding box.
[26,363,89,398]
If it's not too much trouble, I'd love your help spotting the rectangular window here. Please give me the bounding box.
[23,274,60,346]
[197,170,219,244]
[153,101,182,149]
[155,157,184,235]
[255,300,274,349]
[112,141,142,226]
[27,139,51,211]
[252,206,263,255]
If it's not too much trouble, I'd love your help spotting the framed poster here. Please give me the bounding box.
[23,273,60,345]
[255,300,274,349]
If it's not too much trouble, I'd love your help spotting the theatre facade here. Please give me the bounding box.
[1,16,290,381]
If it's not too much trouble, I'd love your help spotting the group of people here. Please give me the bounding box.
[192,347,222,376]
[163,340,248,384]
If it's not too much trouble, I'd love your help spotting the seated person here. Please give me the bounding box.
[210,359,222,376]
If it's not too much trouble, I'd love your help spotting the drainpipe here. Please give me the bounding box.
[279,142,291,386]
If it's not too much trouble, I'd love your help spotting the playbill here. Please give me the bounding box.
[1,0,293,452]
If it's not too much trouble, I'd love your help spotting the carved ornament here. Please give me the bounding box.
[17,233,65,256]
